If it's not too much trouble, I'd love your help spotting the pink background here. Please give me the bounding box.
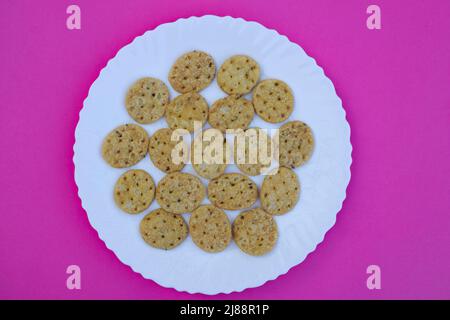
[1,0,449,299]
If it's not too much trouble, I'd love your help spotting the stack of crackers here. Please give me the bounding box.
[101,51,314,256]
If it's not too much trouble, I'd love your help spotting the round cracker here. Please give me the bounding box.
[191,128,229,179]
[208,96,254,132]
[189,205,231,253]
[275,121,314,168]
[234,127,272,176]
[101,124,149,168]
[207,173,258,210]
[156,172,205,214]
[140,208,188,250]
[168,51,215,93]
[125,77,169,124]
[261,167,300,215]
[233,208,278,256]
[253,79,294,123]
[149,128,186,173]
[113,169,155,214]
[166,92,208,133]
[217,55,260,95]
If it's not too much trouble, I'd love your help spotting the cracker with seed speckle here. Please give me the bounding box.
[275,121,314,168]
[189,205,231,253]
[125,77,169,124]
[253,79,294,123]
[114,169,155,214]
[233,208,278,256]
[101,124,149,168]
[191,128,229,179]
[156,172,205,214]
[208,96,254,132]
[168,51,215,93]
[217,55,260,95]
[149,128,186,173]
[234,127,272,176]
[207,173,257,210]
[140,208,188,250]
[261,167,300,215]
[166,92,208,133]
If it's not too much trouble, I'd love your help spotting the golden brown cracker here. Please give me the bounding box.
[166,92,208,133]
[253,79,294,123]
[207,173,258,210]
[101,124,149,168]
[140,208,188,250]
[208,96,254,132]
[191,128,230,179]
[234,127,272,176]
[189,205,231,253]
[217,55,260,95]
[261,167,300,215]
[148,128,186,173]
[156,172,205,214]
[125,77,169,124]
[276,121,314,168]
[114,169,155,214]
[168,51,215,93]
[233,208,278,256]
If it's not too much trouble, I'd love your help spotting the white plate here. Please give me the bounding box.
[73,15,352,295]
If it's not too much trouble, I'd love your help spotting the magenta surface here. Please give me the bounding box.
[0,0,449,299]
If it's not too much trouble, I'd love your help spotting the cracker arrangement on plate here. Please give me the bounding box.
[101,50,314,256]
